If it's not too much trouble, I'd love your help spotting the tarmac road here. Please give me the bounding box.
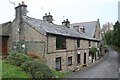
[68,48,118,78]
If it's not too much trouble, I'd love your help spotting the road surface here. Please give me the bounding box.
[68,48,119,78]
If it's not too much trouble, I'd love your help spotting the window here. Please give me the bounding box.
[56,36,66,49]
[68,56,72,66]
[77,54,81,64]
[77,39,80,47]
[55,57,61,71]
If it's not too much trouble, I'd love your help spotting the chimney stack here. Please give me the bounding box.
[62,19,70,28]
[15,1,27,19]
[80,26,85,33]
[43,12,53,23]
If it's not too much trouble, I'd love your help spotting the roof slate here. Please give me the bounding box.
[23,16,99,41]
[70,21,97,38]
[0,21,12,35]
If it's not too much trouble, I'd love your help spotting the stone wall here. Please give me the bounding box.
[46,35,92,72]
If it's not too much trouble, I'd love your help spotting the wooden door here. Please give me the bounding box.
[2,36,9,54]
[55,57,61,71]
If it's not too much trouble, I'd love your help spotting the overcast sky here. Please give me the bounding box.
[0,0,119,26]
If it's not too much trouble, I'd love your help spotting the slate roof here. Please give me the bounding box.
[0,21,12,36]
[70,21,97,38]
[23,16,99,41]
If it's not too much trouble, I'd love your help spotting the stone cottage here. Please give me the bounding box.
[70,19,102,62]
[0,2,101,72]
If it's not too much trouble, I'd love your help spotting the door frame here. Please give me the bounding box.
[1,36,9,54]
[84,52,86,64]
[55,57,62,71]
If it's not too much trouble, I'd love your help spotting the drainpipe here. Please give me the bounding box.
[46,34,48,54]
[74,39,77,71]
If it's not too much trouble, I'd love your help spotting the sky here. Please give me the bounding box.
[0,0,119,26]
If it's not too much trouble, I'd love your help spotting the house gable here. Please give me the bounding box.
[0,21,12,36]
[70,19,102,40]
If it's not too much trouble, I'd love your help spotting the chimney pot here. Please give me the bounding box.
[62,19,70,28]
[19,3,21,6]
[80,26,85,33]
[22,1,25,5]
[45,13,47,16]
[48,12,51,15]
[43,12,53,23]
[15,1,27,19]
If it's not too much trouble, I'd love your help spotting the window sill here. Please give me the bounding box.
[56,49,66,51]
[68,64,72,66]
[77,63,81,65]
[56,48,66,50]
[77,47,81,49]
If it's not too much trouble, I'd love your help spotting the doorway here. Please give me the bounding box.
[77,54,80,64]
[84,52,86,64]
[1,36,9,54]
[55,57,61,71]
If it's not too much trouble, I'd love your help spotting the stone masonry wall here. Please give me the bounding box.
[46,35,91,72]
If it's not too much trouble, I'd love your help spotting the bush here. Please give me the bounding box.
[27,51,40,59]
[4,52,32,66]
[89,46,97,55]
[27,51,46,62]
[21,59,54,78]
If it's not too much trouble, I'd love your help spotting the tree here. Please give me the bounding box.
[113,21,120,47]
[104,30,113,44]
[103,21,120,47]
[102,22,113,33]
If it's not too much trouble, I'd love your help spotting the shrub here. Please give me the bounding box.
[27,51,39,59]
[27,51,46,62]
[52,69,68,78]
[4,52,32,66]
[21,59,54,78]
[89,46,97,55]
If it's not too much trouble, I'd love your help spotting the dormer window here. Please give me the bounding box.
[80,26,85,33]
[73,26,79,32]
[93,34,95,38]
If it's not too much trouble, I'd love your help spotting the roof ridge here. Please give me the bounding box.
[71,21,97,24]
[23,15,99,41]
[0,21,12,25]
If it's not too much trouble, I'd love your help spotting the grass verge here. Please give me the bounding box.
[0,61,2,80]
[2,61,31,78]
[52,69,69,78]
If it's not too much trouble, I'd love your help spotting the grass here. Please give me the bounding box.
[52,69,69,78]
[1,61,31,78]
[0,61,2,80]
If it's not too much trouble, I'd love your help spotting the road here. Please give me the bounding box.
[68,48,119,78]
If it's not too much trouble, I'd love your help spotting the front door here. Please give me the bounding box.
[1,36,9,54]
[84,52,86,64]
[55,57,61,71]
[77,54,80,64]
